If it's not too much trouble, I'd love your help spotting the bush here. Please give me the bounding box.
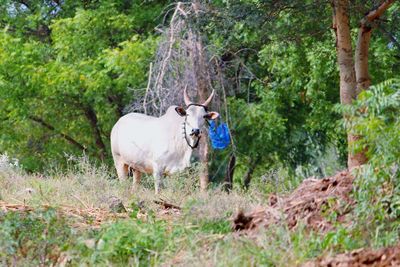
[345,79,400,247]
[77,219,169,266]
[0,208,76,266]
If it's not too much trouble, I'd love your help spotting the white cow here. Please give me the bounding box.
[110,89,219,193]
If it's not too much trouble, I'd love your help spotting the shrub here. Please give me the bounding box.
[77,219,169,266]
[0,208,76,266]
[345,79,400,247]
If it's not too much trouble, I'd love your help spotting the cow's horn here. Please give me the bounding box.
[184,86,192,106]
[202,90,215,107]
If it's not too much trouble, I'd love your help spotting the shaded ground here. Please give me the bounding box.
[234,171,354,232]
[302,244,400,267]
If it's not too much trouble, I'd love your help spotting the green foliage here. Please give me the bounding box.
[1,0,399,181]
[226,35,346,184]
[206,0,398,185]
[0,208,76,265]
[343,79,400,247]
[228,89,286,164]
[346,79,400,164]
[78,219,169,266]
[0,1,158,171]
[199,219,232,234]
[76,217,231,265]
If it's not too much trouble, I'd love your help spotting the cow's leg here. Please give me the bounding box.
[115,161,129,181]
[153,166,164,194]
[112,153,128,181]
[131,170,142,191]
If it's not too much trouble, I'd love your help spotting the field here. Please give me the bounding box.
[1,155,399,266]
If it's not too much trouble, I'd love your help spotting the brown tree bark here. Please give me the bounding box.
[192,1,211,191]
[196,43,211,191]
[333,0,357,106]
[355,26,372,94]
[333,0,361,168]
[333,0,394,169]
[355,0,394,94]
[224,153,236,192]
[243,158,260,189]
[350,0,394,167]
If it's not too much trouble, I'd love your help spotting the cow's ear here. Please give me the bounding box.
[175,106,186,117]
[204,111,219,120]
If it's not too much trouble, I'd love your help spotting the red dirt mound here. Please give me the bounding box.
[233,171,354,232]
[302,243,400,267]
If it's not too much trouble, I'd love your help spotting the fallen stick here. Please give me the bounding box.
[154,200,181,210]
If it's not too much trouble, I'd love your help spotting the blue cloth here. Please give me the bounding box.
[209,121,231,150]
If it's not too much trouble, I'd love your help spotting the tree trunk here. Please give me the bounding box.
[196,39,210,191]
[355,0,394,94]
[333,0,394,169]
[243,158,259,189]
[83,106,107,161]
[333,0,357,106]
[351,0,394,167]
[355,26,372,94]
[333,0,361,166]
[192,1,211,191]
[333,0,360,168]
[224,153,236,192]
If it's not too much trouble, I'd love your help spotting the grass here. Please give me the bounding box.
[1,154,399,266]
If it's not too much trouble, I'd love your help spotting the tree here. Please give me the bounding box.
[200,0,399,186]
[0,1,161,171]
[332,0,396,168]
[192,0,212,190]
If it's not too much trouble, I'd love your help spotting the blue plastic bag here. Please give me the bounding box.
[209,121,231,150]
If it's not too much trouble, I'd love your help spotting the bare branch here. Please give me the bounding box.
[143,63,153,114]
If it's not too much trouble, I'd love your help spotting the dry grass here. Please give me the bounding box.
[3,154,374,267]
[1,155,279,265]
[0,158,131,209]
[0,155,265,224]
[0,157,394,266]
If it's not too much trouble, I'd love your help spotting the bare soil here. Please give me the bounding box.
[302,244,400,267]
[233,171,354,232]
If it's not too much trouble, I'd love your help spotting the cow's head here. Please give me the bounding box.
[175,88,219,145]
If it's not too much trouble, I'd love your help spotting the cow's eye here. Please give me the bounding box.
[203,114,211,120]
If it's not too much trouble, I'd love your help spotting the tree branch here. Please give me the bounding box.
[362,0,395,25]
[29,116,86,151]
[107,94,124,118]
[355,0,395,93]
[82,106,107,160]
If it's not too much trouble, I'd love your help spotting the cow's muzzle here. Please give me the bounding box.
[190,128,200,138]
